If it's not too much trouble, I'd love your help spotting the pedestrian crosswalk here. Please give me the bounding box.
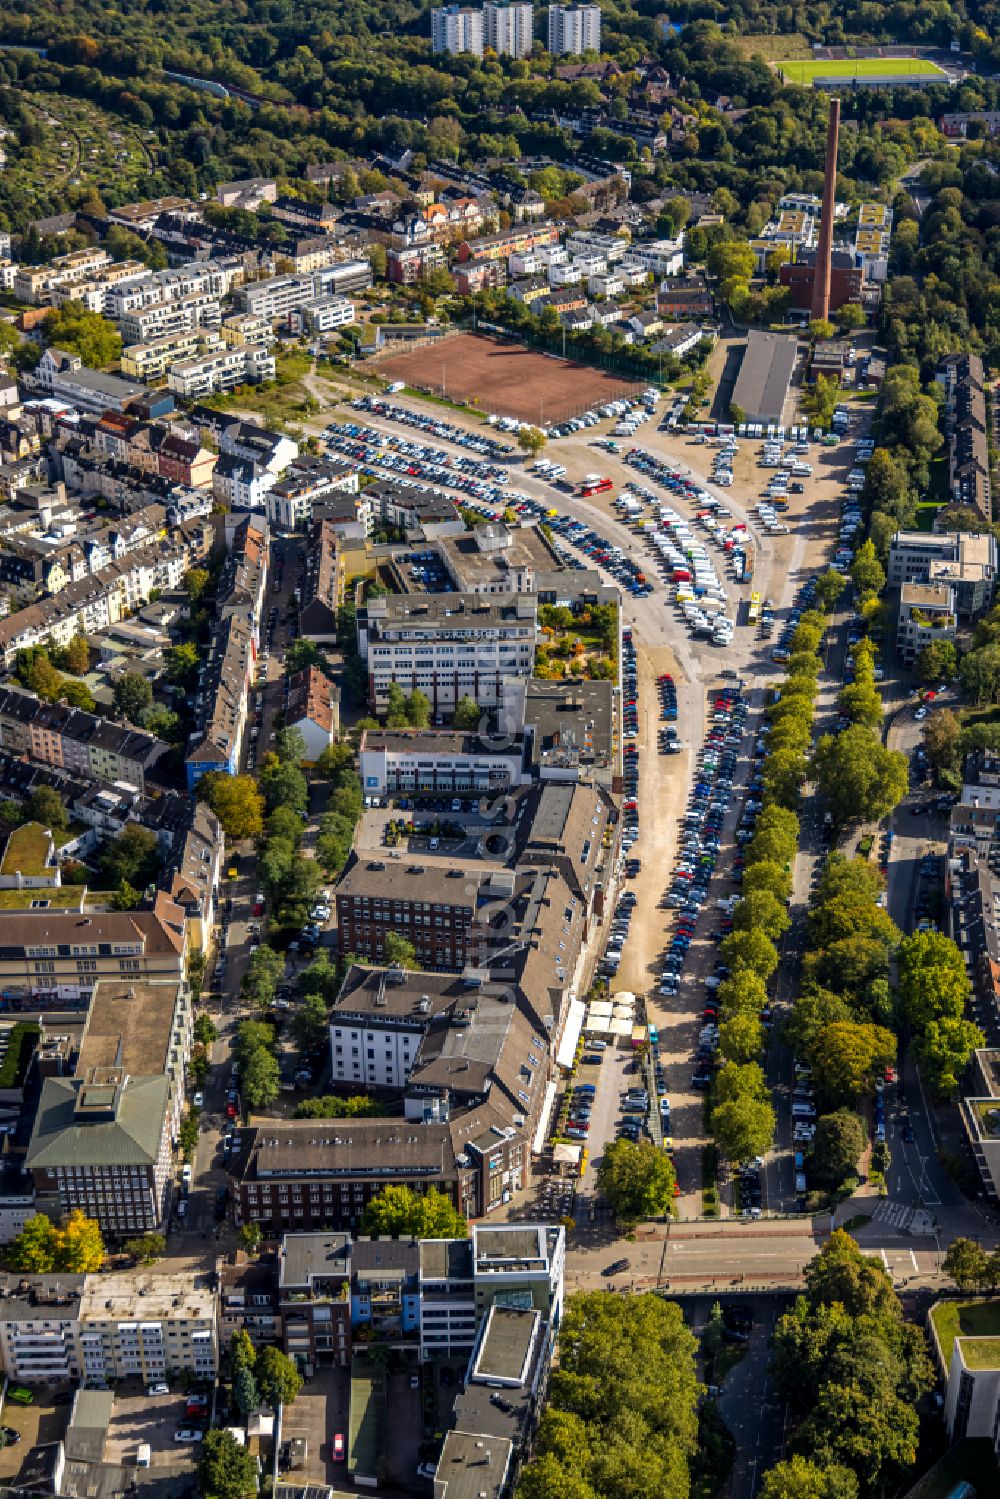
[870,1199,914,1231]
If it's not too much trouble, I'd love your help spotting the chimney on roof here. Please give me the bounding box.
[811,97,840,323]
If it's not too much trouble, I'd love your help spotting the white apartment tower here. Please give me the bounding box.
[547,3,601,54]
[484,2,535,57]
[431,5,485,55]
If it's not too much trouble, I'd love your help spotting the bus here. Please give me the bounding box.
[748,592,761,623]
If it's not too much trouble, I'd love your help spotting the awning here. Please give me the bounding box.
[556,997,587,1069]
[532,1079,559,1155]
[553,1141,582,1166]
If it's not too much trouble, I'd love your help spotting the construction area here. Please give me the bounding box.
[372,332,642,423]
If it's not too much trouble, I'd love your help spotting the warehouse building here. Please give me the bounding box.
[731,330,799,427]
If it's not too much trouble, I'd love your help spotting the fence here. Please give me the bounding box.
[468,316,669,390]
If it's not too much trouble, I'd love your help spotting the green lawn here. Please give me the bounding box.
[930,1299,1000,1367]
[778,56,946,84]
[905,1439,1000,1498]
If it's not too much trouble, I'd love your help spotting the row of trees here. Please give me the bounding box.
[7,1209,105,1273]
[516,1292,700,1499]
[768,1231,933,1493]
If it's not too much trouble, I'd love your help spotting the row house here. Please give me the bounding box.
[938,352,991,524]
[93,413,216,488]
[453,222,559,264]
[0,521,211,665]
[0,683,170,791]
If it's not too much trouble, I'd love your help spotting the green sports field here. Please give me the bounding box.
[778,56,946,84]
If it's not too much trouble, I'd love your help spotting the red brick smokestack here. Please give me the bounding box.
[810,96,840,323]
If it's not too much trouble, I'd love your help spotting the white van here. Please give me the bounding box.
[137,1446,152,1469]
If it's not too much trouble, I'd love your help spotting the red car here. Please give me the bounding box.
[332,1434,345,1462]
[884,1065,897,1084]
[226,1102,237,1119]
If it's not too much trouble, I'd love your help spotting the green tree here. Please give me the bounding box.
[239,1223,262,1256]
[165,641,200,686]
[26,783,67,833]
[275,726,307,766]
[809,317,835,341]
[406,689,431,728]
[596,1138,677,1224]
[943,1237,991,1292]
[241,945,285,1012]
[803,1229,899,1320]
[732,890,790,944]
[383,932,419,969]
[199,1429,258,1499]
[759,1457,858,1499]
[897,930,970,1030]
[198,773,264,840]
[64,634,90,675]
[110,880,141,910]
[718,1012,763,1063]
[184,568,210,603]
[808,1023,896,1104]
[810,1110,866,1189]
[241,1047,280,1109]
[812,728,908,827]
[259,756,308,814]
[361,1184,467,1238]
[194,1013,219,1046]
[720,928,779,979]
[960,643,1000,705]
[849,540,886,598]
[233,1364,259,1416]
[916,639,957,684]
[113,672,153,723]
[43,301,122,367]
[716,968,770,1017]
[924,708,961,771]
[453,694,481,730]
[255,1345,303,1408]
[292,993,328,1054]
[123,1232,166,1264]
[385,682,409,728]
[229,1328,257,1380]
[712,1095,776,1163]
[741,860,792,902]
[286,638,322,674]
[517,426,547,458]
[7,1213,60,1272]
[100,823,159,890]
[814,570,848,613]
[917,1014,985,1099]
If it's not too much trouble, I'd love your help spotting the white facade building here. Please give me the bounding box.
[547,3,601,54]
[431,5,485,54]
[484,1,534,57]
[167,345,275,399]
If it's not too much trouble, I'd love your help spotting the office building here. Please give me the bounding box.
[547,4,601,54]
[888,530,996,619]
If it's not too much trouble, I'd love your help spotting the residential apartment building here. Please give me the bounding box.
[240,262,372,322]
[0,1276,84,1384]
[285,666,339,763]
[167,344,276,399]
[278,1233,354,1367]
[185,516,267,789]
[119,293,223,345]
[121,330,214,382]
[547,4,602,55]
[292,296,356,335]
[265,458,359,532]
[888,529,997,618]
[387,245,447,285]
[0,902,187,1010]
[431,5,485,54]
[895,580,957,665]
[104,260,238,319]
[299,518,344,641]
[454,223,559,264]
[14,249,112,305]
[357,593,537,713]
[938,352,991,523]
[484,1,534,56]
[78,1271,217,1382]
[960,1047,1000,1201]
